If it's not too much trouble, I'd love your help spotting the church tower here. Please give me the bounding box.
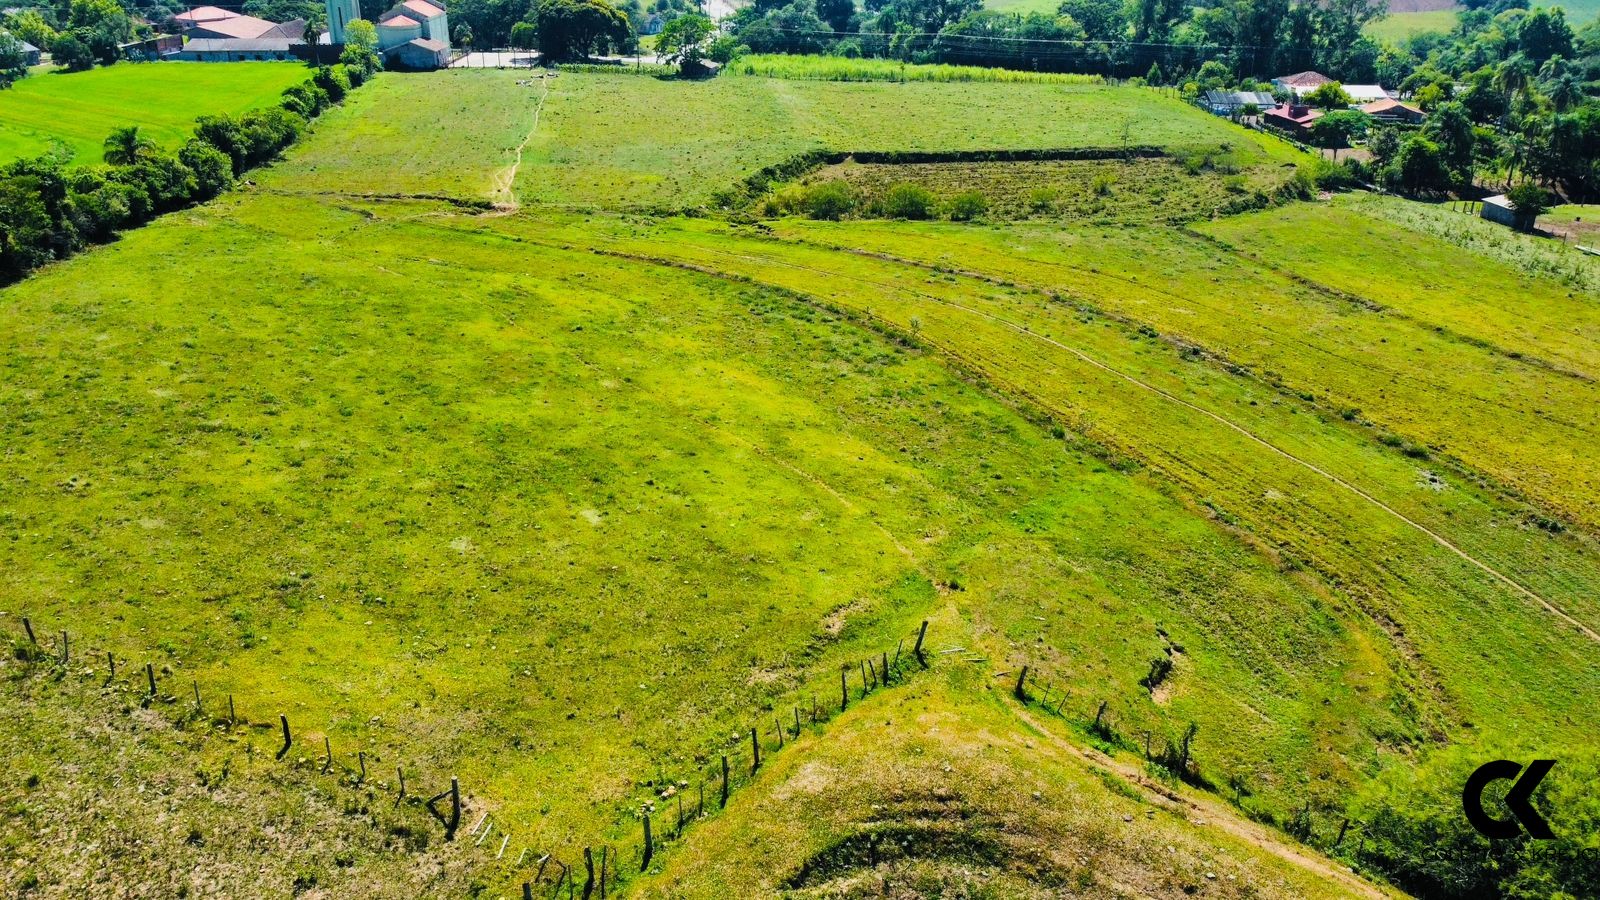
[326,0,361,43]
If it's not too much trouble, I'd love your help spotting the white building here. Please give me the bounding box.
[325,0,449,69]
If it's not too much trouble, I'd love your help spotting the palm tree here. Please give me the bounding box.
[102,126,154,166]
[1493,53,1533,104]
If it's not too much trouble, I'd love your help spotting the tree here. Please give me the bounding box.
[6,10,58,51]
[1367,124,1401,167]
[1388,134,1451,195]
[1304,81,1354,110]
[452,22,474,49]
[340,19,381,73]
[1422,100,1476,185]
[102,126,154,166]
[1505,182,1552,229]
[0,32,27,89]
[528,0,631,61]
[509,19,538,48]
[51,34,95,71]
[1311,109,1370,159]
[655,12,712,67]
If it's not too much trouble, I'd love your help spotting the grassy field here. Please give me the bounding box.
[724,52,1103,82]
[270,71,1299,210]
[6,67,1600,897]
[1362,10,1460,43]
[0,62,312,167]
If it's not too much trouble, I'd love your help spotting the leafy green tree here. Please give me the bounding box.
[1388,133,1451,195]
[1310,109,1370,160]
[102,126,154,166]
[178,139,233,200]
[1366,124,1400,167]
[0,31,27,88]
[50,33,94,71]
[340,19,381,73]
[509,19,537,48]
[1422,100,1476,184]
[1516,6,1572,64]
[655,11,712,66]
[1057,0,1122,40]
[1303,81,1353,110]
[6,10,57,51]
[1506,182,1553,228]
[529,0,630,61]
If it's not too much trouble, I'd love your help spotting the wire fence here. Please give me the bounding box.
[4,613,938,896]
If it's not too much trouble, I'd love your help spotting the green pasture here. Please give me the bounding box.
[1363,10,1460,43]
[5,67,1600,897]
[0,62,312,167]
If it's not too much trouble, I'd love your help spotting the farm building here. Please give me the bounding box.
[327,0,451,69]
[170,37,296,61]
[3,30,41,65]
[1480,194,1535,230]
[1272,71,1331,94]
[179,8,282,40]
[1339,84,1397,103]
[386,36,449,69]
[1203,90,1278,117]
[1262,102,1320,136]
[1361,98,1426,125]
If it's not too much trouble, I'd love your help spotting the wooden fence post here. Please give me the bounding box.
[106,651,115,684]
[276,714,292,760]
[793,706,801,738]
[882,651,890,684]
[642,813,653,870]
[59,631,68,665]
[323,735,333,774]
[582,847,596,899]
[228,694,236,725]
[750,727,760,772]
[146,663,157,699]
[774,715,784,748]
[914,620,929,667]
[860,660,870,696]
[22,617,36,644]
[1014,666,1030,701]
[192,680,202,714]
[720,755,729,808]
[840,666,849,712]
[397,766,406,800]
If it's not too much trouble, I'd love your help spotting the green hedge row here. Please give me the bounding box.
[0,63,371,285]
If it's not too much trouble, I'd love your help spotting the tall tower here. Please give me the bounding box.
[326,0,361,43]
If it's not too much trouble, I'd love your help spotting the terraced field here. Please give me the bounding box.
[5,68,1599,898]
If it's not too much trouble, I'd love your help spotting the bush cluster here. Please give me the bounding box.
[760,180,988,223]
[1,64,365,284]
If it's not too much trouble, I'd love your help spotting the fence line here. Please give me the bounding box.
[5,613,940,894]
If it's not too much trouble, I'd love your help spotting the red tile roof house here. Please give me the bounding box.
[1263,102,1322,137]
[1361,98,1427,125]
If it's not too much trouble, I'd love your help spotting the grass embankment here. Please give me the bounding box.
[0,62,312,167]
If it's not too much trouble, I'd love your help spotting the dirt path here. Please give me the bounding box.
[1008,701,1394,899]
[490,77,549,209]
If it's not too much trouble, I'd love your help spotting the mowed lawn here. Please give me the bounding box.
[0,62,312,166]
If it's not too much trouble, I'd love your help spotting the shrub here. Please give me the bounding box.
[878,183,936,220]
[179,140,234,200]
[313,65,352,103]
[947,190,987,221]
[802,180,856,220]
[1027,186,1058,212]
